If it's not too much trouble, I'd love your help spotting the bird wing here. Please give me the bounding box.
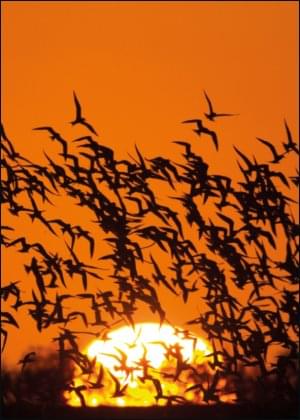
[257,137,277,158]
[203,90,214,114]
[203,127,218,151]
[182,119,201,124]
[81,120,98,136]
[73,91,82,122]
[284,120,293,145]
[215,113,237,117]
[33,126,57,136]
[233,146,252,169]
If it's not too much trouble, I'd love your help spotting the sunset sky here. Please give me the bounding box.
[1,1,298,367]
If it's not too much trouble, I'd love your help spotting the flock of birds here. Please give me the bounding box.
[1,91,299,406]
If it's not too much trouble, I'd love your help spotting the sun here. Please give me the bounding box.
[64,322,233,407]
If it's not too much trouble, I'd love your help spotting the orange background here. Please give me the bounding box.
[1,1,298,367]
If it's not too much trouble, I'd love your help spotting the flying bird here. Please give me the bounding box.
[1,123,32,163]
[108,371,128,397]
[88,364,105,389]
[26,193,56,235]
[33,126,68,158]
[182,119,219,150]
[70,91,98,136]
[256,137,286,163]
[203,91,238,121]
[172,141,194,159]
[282,120,299,154]
[65,382,87,407]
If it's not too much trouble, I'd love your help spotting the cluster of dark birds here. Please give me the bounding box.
[1,91,299,406]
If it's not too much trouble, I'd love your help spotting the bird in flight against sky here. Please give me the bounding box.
[182,118,219,151]
[33,126,68,158]
[256,136,286,163]
[282,120,299,155]
[70,91,98,136]
[203,90,238,121]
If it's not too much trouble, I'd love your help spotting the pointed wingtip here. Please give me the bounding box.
[73,90,80,103]
[283,119,291,133]
[43,151,51,160]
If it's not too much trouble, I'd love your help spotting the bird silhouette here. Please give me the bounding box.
[64,243,102,290]
[150,254,178,295]
[257,137,286,163]
[172,140,194,159]
[2,91,298,408]
[108,371,128,397]
[70,92,98,135]
[0,281,22,309]
[1,123,32,163]
[65,382,87,407]
[186,370,221,403]
[182,119,219,150]
[282,120,299,154]
[33,126,68,158]
[88,364,105,389]
[203,91,238,121]
[26,193,56,235]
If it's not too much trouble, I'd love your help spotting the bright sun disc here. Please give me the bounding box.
[87,323,210,371]
[64,322,234,407]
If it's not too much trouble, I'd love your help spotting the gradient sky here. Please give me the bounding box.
[1,1,299,366]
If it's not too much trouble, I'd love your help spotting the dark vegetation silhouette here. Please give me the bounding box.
[1,91,299,418]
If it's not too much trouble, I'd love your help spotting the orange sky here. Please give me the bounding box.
[1,1,299,366]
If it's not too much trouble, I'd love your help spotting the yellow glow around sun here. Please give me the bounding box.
[64,322,235,407]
